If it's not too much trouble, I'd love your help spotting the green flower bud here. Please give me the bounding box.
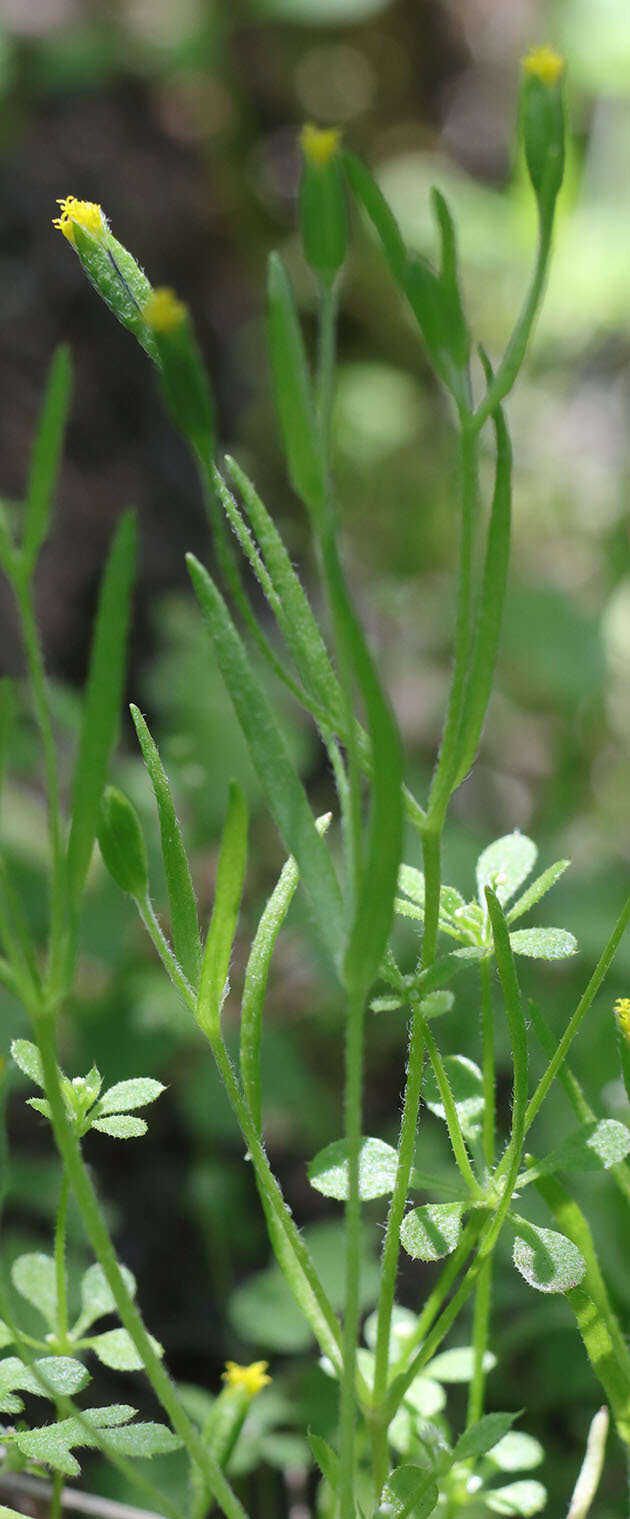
[143,288,216,462]
[520,48,566,219]
[98,786,148,899]
[53,196,158,360]
[298,124,347,285]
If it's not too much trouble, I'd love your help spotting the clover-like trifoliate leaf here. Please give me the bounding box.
[96,1077,166,1115]
[422,1055,484,1138]
[487,1431,544,1472]
[11,1039,45,1088]
[484,1479,547,1515]
[89,1327,162,1371]
[509,928,577,960]
[0,1355,89,1414]
[11,1252,57,1328]
[75,1262,137,1334]
[308,1136,398,1201]
[512,1220,586,1294]
[91,1115,148,1139]
[424,1346,497,1383]
[476,833,537,908]
[400,1203,466,1262]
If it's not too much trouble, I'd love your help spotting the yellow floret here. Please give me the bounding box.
[222,1360,271,1397]
[615,997,630,1039]
[143,287,188,334]
[300,123,342,168]
[53,196,106,246]
[522,46,565,86]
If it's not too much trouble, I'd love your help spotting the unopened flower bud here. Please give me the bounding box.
[520,48,566,219]
[299,124,347,285]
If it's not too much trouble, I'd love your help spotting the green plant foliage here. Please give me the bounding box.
[512,1220,587,1294]
[400,1203,466,1262]
[308,1137,399,1200]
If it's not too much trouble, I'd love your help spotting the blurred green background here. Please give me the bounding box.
[1,0,630,1513]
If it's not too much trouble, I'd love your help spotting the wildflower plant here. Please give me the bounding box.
[0,42,629,1519]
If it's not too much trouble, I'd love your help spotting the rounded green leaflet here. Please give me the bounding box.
[97,786,148,899]
[512,1220,586,1294]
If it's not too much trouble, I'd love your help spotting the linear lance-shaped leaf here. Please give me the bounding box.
[22,346,72,577]
[131,705,201,987]
[197,781,248,1040]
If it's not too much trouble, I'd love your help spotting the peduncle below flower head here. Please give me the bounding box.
[142,287,188,334]
[222,1360,271,1398]
[53,196,107,247]
[300,122,342,169]
[615,997,630,1039]
[522,46,565,87]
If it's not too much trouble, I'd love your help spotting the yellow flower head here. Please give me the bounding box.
[300,123,342,169]
[53,196,107,246]
[522,47,565,87]
[143,287,188,334]
[222,1361,271,1398]
[615,997,630,1039]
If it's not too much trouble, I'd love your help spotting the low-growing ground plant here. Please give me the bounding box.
[0,42,629,1519]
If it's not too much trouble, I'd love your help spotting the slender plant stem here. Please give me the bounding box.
[338,984,366,1519]
[52,1470,65,1519]
[428,421,479,827]
[371,1005,425,1495]
[471,217,553,437]
[316,282,338,452]
[479,956,495,1169]
[422,1019,483,1199]
[33,1013,251,1519]
[522,896,630,1137]
[55,1168,70,1350]
[421,827,442,969]
[391,1218,483,1379]
[15,578,66,991]
[466,1254,492,1427]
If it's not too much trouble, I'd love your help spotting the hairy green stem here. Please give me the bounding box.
[54,1169,70,1351]
[471,217,553,436]
[371,1005,425,1495]
[422,1018,483,1199]
[428,422,478,827]
[479,956,495,1169]
[339,984,366,1519]
[34,1013,251,1519]
[466,1254,492,1428]
[523,896,630,1136]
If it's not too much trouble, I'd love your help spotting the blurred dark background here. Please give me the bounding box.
[1,0,630,1513]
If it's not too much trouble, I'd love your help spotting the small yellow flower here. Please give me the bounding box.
[53,196,107,246]
[522,47,565,87]
[300,123,342,169]
[222,1360,271,1397]
[142,287,188,334]
[615,997,630,1039]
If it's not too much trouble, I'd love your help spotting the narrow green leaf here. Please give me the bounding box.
[400,1203,466,1263]
[321,533,403,996]
[197,782,248,1040]
[22,346,72,577]
[130,705,201,986]
[507,860,570,923]
[523,1121,630,1181]
[341,149,407,284]
[509,927,577,960]
[222,457,343,722]
[266,253,326,523]
[477,834,537,908]
[512,1219,586,1294]
[431,187,469,369]
[308,1432,340,1494]
[241,813,331,1131]
[566,1288,630,1443]
[454,375,511,785]
[187,554,344,970]
[308,1137,399,1201]
[377,1466,439,1519]
[454,1412,518,1463]
[67,511,136,902]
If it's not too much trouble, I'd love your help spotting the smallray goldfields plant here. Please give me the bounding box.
[0,43,629,1519]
